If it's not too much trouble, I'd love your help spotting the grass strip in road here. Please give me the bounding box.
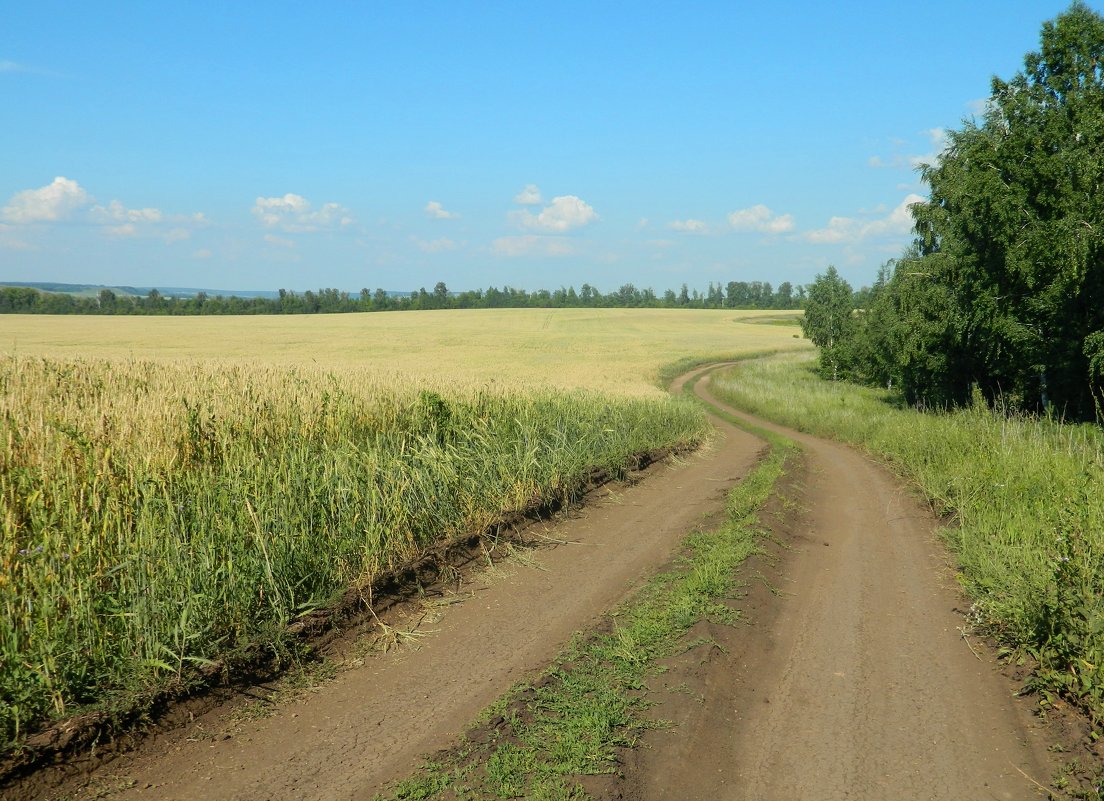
[375,393,796,801]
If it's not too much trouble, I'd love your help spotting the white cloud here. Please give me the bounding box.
[0,60,61,77]
[165,227,190,243]
[192,248,213,259]
[646,239,674,248]
[91,199,163,224]
[264,233,297,248]
[414,237,459,253]
[252,193,353,232]
[424,200,459,219]
[668,219,707,233]
[513,184,542,205]
[908,128,949,169]
[966,97,990,117]
[104,223,137,238]
[727,204,795,234]
[1,176,91,223]
[491,235,574,257]
[803,194,925,245]
[511,195,597,233]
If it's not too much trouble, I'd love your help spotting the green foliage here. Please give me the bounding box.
[800,266,855,380]
[0,279,808,317]
[826,3,1104,417]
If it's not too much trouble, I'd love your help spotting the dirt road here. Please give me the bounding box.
[622,368,1054,800]
[23,364,1057,800]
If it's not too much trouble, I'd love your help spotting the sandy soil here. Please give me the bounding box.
[13,363,1063,801]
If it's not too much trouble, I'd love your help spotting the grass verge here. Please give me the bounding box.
[373,379,796,801]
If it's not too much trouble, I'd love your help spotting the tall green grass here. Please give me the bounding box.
[709,353,1104,722]
[0,356,708,750]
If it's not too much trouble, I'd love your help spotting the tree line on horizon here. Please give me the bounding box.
[802,2,1104,422]
[0,279,807,316]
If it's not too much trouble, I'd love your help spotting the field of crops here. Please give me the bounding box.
[0,308,809,751]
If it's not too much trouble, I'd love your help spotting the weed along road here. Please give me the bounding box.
[622,366,1053,801]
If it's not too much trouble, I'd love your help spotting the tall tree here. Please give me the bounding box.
[801,266,855,380]
[907,1,1104,416]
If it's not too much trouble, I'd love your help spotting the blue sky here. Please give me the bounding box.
[1,1,1094,293]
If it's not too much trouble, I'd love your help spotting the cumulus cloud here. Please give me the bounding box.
[491,235,574,257]
[513,184,542,205]
[511,195,597,233]
[91,199,163,224]
[1,176,91,223]
[252,193,353,232]
[424,200,459,219]
[2,177,206,244]
[668,219,707,233]
[727,204,795,233]
[803,194,925,245]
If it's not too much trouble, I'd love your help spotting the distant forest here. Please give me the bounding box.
[0,280,806,315]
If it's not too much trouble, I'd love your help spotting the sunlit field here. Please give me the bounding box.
[0,308,808,395]
[0,308,808,751]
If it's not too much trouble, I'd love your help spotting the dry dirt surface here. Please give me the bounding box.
[15,364,1063,801]
[616,368,1058,801]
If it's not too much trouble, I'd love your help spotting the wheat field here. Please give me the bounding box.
[0,308,808,749]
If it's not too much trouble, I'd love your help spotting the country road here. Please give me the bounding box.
[622,367,1054,800]
[20,363,1056,801]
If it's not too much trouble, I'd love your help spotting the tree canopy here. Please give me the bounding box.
[808,2,1104,419]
